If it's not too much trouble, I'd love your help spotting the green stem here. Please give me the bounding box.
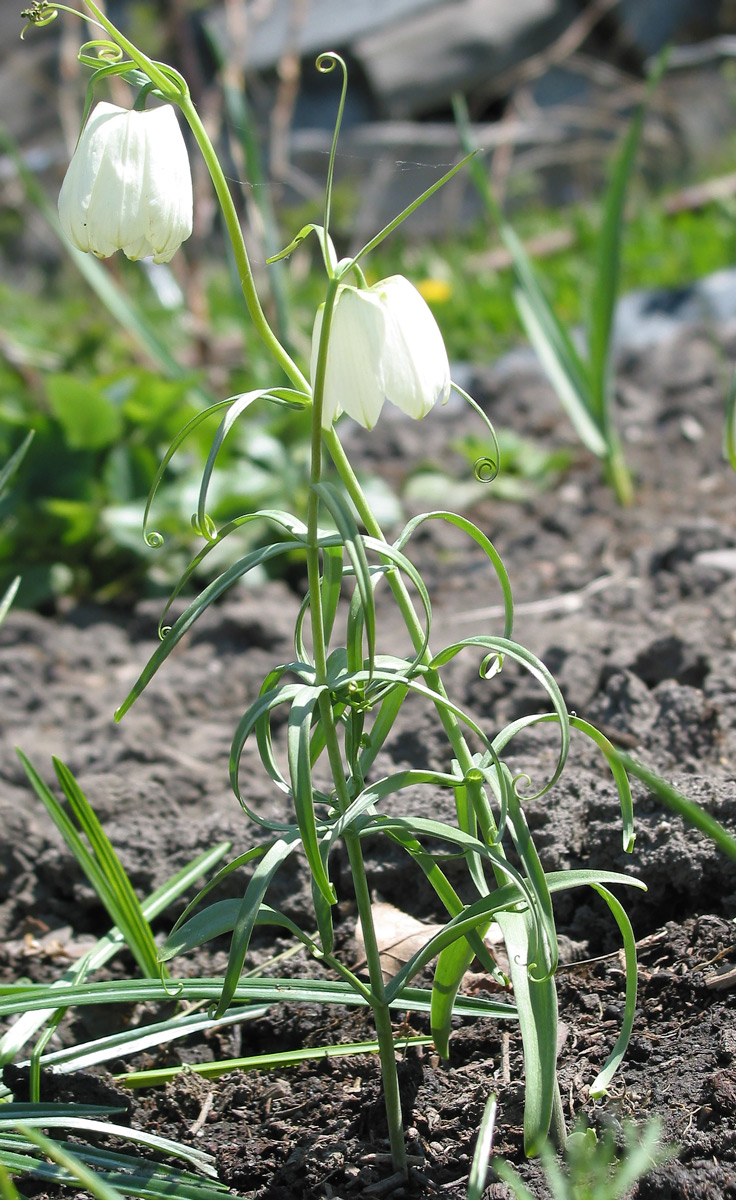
[176,95,308,392]
[80,0,180,96]
[306,287,408,1179]
[605,438,634,507]
[345,828,409,1177]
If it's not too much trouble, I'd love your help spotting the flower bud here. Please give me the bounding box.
[58,102,193,264]
[312,275,451,429]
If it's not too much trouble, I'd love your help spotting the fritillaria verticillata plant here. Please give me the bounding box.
[24,0,645,1179]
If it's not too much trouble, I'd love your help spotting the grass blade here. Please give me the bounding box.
[0,976,517,1020]
[0,843,230,1065]
[467,1094,498,1200]
[15,753,159,978]
[514,287,606,456]
[27,1005,269,1075]
[0,432,34,497]
[54,759,161,977]
[588,51,668,422]
[116,1036,433,1088]
[10,1126,122,1200]
[2,1111,216,1177]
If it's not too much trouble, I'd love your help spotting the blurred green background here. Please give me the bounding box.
[3,0,736,606]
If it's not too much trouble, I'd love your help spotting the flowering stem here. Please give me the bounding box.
[175,95,309,393]
[308,285,408,1179]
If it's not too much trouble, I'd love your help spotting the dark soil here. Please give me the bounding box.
[2,320,736,1198]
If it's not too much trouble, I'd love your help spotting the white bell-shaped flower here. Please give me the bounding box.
[312,275,451,429]
[58,102,193,264]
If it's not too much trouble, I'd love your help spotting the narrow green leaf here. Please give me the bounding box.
[10,1126,122,1200]
[356,682,409,777]
[514,287,607,456]
[118,1036,433,1088]
[53,759,160,977]
[0,976,517,1021]
[15,754,159,978]
[588,51,668,421]
[217,836,302,1017]
[332,770,462,842]
[496,909,558,1156]
[7,1123,230,1200]
[313,481,376,673]
[0,431,34,497]
[423,867,646,1059]
[0,1161,23,1200]
[431,933,486,1059]
[320,545,344,647]
[160,900,315,962]
[1,1105,122,1119]
[505,789,557,983]
[154,512,307,639]
[0,843,231,1064]
[196,390,309,538]
[2,1114,216,1178]
[347,150,477,267]
[142,397,242,546]
[394,510,514,639]
[288,686,336,905]
[27,1004,270,1075]
[0,579,20,626]
[229,684,304,824]
[266,221,332,265]
[588,884,638,1098]
[617,752,736,861]
[467,1094,498,1200]
[492,712,634,853]
[431,635,571,799]
[166,845,274,948]
[362,536,434,672]
[115,542,297,720]
[311,872,335,956]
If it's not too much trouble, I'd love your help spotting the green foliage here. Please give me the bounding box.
[453,56,668,506]
[2,1114,230,1200]
[110,383,643,1160]
[4,141,736,603]
[494,1119,672,1200]
[0,428,34,621]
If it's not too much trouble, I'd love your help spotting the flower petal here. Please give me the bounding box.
[318,287,389,430]
[376,276,451,418]
[58,102,193,263]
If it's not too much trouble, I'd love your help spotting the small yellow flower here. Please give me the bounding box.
[416,278,452,305]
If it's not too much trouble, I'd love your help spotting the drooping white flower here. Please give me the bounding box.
[58,102,193,264]
[312,275,451,429]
